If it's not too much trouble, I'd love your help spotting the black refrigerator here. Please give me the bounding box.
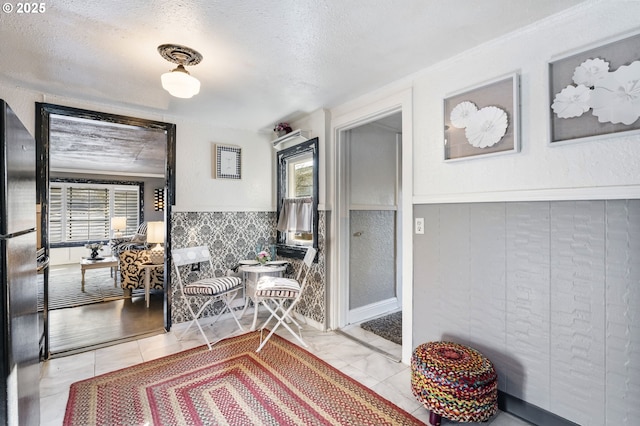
[0,100,40,425]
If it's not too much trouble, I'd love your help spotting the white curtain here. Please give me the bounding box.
[277,198,312,232]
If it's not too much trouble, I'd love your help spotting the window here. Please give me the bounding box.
[49,180,142,246]
[283,155,313,245]
[276,138,319,259]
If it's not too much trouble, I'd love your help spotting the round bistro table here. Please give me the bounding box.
[238,263,288,330]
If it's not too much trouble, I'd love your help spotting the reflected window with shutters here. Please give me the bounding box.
[48,179,142,247]
[276,138,318,260]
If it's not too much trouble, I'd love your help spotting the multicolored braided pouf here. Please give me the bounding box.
[411,341,498,426]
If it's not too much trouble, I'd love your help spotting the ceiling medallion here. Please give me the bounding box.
[157,44,203,66]
[157,44,203,99]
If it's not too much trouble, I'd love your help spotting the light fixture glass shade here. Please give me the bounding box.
[111,217,127,231]
[161,65,200,98]
[146,221,165,244]
[147,221,165,264]
[110,217,127,238]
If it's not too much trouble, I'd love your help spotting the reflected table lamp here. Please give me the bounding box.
[111,217,127,238]
[147,221,165,264]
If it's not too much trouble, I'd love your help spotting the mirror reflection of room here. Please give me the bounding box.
[43,111,168,355]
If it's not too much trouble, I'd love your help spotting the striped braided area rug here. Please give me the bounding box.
[64,331,423,425]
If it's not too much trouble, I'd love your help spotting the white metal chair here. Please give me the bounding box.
[172,246,244,350]
[254,247,316,352]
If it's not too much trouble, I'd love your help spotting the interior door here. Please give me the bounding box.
[346,117,401,324]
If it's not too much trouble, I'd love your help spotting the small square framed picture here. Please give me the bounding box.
[213,144,241,179]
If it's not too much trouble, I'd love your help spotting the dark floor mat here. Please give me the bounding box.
[360,311,402,345]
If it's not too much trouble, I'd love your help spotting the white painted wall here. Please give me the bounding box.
[290,108,331,209]
[172,119,272,212]
[0,83,273,212]
[411,1,640,202]
[50,246,112,266]
[348,123,398,207]
[321,1,640,423]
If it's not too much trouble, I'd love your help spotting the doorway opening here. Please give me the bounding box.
[337,113,402,359]
[36,103,176,358]
[330,89,413,363]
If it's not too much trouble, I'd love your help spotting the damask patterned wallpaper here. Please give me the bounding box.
[170,211,327,328]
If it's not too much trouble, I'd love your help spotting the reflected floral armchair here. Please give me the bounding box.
[119,249,163,296]
[110,222,148,258]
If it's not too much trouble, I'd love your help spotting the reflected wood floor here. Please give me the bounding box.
[48,291,165,356]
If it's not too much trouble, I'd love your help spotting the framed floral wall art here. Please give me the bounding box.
[443,73,520,161]
[548,30,640,145]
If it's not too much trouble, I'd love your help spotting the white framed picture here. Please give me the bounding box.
[213,144,241,179]
[548,30,640,145]
[443,72,520,161]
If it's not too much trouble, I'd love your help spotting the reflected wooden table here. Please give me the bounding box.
[80,256,118,291]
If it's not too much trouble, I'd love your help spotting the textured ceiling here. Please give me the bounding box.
[0,0,586,133]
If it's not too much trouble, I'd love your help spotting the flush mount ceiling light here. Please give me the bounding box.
[158,44,203,99]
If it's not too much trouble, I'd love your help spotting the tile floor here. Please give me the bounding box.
[40,310,532,426]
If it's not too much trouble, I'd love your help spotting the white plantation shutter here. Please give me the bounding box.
[48,182,141,244]
[113,189,139,235]
[67,187,110,241]
[49,186,63,243]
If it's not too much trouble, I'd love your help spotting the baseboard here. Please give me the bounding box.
[347,298,400,324]
[498,391,580,426]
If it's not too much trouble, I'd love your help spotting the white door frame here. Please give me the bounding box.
[329,88,414,363]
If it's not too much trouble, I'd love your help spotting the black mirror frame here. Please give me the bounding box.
[35,102,177,336]
[275,137,319,260]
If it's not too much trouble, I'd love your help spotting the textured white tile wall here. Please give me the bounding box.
[468,204,508,391]
[505,202,550,409]
[605,200,640,425]
[413,200,640,425]
[437,204,472,337]
[549,201,605,425]
[349,210,396,309]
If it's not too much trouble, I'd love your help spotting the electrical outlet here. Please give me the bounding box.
[415,217,424,234]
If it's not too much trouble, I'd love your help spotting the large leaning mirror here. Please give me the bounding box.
[35,102,176,358]
[275,137,319,260]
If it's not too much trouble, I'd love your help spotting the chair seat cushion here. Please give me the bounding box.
[255,276,300,298]
[183,276,241,296]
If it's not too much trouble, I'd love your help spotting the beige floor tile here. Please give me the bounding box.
[39,389,69,426]
[94,340,143,376]
[41,315,520,426]
[351,351,407,382]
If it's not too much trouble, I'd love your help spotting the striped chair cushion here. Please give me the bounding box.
[183,276,241,296]
[255,276,300,298]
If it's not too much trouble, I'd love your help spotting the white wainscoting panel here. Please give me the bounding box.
[413,200,640,425]
[605,200,640,425]
[505,202,551,409]
[549,201,605,425]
